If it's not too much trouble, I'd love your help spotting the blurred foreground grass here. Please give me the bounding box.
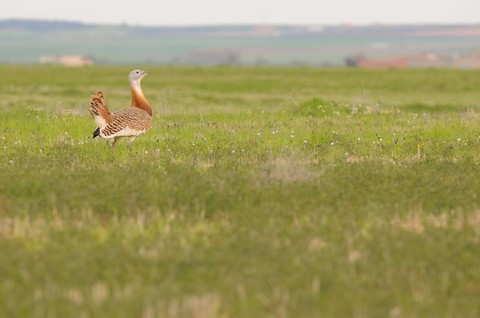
[1,66,480,317]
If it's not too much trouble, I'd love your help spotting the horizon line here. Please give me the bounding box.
[2,17,480,28]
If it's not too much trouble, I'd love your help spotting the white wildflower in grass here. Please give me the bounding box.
[457,138,461,142]
[304,140,308,144]
[145,151,148,154]
[3,146,6,150]
[232,150,236,154]
[357,137,361,141]
[330,142,335,146]
[290,135,295,138]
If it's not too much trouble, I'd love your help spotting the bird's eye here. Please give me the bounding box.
[136,71,139,74]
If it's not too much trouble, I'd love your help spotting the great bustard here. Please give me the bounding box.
[89,69,153,148]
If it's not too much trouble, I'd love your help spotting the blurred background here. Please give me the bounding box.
[1,0,480,68]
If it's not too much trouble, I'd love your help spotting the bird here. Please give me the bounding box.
[89,69,153,148]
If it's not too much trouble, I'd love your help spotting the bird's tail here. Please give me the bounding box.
[92,127,100,139]
[88,90,111,129]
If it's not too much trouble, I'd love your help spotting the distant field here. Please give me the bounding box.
[1,65,480,317]
[2,21,480,65]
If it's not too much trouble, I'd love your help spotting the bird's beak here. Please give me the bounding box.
[143,70,149,76]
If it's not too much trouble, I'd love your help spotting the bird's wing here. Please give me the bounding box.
[100,108,151,138]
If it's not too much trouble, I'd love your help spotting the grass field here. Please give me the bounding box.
[2,65,480,317]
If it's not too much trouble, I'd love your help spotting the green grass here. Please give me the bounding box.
[2,65,480,317]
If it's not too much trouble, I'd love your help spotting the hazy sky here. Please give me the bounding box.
[1,0,479,26]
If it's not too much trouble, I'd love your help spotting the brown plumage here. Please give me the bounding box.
[89,91,111,123]
[88,69,153,148]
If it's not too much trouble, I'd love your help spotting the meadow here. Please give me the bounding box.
[1,65,480,317]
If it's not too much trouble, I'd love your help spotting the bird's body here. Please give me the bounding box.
[92,106,152,138]
[89,69,152,148]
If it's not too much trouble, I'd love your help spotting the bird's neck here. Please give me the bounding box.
[130,84,152,116]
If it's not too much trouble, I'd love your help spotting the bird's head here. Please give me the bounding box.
[128,69,148,86]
